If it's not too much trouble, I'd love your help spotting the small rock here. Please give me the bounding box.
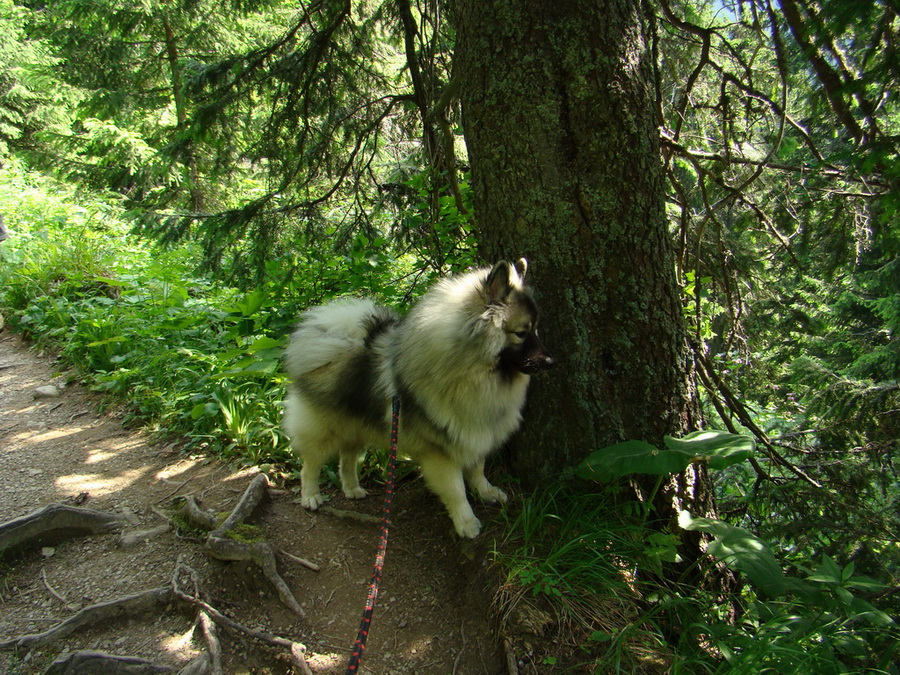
[118,523,171,548]
[41,547,56,559]
[33,385,61,399]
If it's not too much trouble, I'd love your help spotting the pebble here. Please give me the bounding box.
[33,385,60,399]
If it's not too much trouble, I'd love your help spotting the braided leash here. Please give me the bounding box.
[346,395,400,674]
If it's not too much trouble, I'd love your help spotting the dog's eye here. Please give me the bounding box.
[514,331,528,340]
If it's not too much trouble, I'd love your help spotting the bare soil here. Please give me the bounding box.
[0,333,508,674]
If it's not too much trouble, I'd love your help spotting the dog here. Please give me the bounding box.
[283,259,554,537]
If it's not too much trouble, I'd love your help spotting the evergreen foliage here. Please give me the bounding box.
[1,0,898,670]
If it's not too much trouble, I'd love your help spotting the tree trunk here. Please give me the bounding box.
[451,0,708,501]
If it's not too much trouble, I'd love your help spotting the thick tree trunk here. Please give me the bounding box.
[452,0,699,473]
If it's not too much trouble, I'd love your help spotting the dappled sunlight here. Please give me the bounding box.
[10,426,88,446]
[85,448,120,464]
[403,636,436,660]
[159,625,202,662]
[56,467,152,496]
[306,651,346,672]
[155,457,205,482]
[154,457,259,488]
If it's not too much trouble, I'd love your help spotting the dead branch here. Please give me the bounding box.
[41,568,78,612]
[0,504,128,552]
[318,506,380,524]
[279,550,321,572]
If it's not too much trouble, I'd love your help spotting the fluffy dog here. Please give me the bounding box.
[283,259,553,537]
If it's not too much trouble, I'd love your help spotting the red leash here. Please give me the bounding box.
[346,395,400,674]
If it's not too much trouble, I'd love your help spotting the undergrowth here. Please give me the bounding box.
[492,439,899,674]
[0,164,418,469]
[2,164,897,673]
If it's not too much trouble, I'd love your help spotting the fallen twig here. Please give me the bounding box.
[318,506,380,524]
[279,550,321,572]
[41,568,78,612]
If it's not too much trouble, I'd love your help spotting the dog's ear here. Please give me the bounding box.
[486,260,515,304]
[514,258,528,282]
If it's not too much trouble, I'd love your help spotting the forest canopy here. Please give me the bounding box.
[1,0,898,671]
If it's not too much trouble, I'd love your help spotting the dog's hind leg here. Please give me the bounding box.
[465,460,508,504]
[418,453,481,538]
[339,446,367,499]
[284,393,332,510]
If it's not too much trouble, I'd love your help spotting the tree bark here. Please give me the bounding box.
[452,0,699,472]
[450,0,723,586]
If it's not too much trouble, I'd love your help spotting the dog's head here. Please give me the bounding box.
[485,259,555,376]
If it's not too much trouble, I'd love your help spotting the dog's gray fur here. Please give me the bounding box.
[283,259,553,537]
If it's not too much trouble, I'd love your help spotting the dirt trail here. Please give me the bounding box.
[0,333,506,674]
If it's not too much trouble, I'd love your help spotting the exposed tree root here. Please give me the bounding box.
[45,650,173,674]
[0,474,317,672]
[172,563,313,675]
[178,473,306,617]
[0,504,127,552]
[1,563,313,673]
[0,587,174,650]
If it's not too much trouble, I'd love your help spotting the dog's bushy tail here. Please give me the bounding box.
[284,298,398,380]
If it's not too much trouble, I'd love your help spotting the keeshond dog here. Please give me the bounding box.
[283,259,554,538]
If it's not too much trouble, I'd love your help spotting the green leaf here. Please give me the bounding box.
[576,431,755,482]
[678,511,787,597]
[191,402,218,419]
[247,335,282,353]
[231,289,266,316]
[86,335,127,347]
[663,430,755,469]
[575,440,692,482]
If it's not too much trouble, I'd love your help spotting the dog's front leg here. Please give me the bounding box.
[339,447,367,499]
[465,460,508,504]
[418,453,481,538]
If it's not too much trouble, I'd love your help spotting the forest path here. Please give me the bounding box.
[0,333,505,674]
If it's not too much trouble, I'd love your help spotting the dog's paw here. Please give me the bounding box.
[453,514,482,539]
[300,493,326,510]
[343,486,367,500]
[479,485,508,504]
